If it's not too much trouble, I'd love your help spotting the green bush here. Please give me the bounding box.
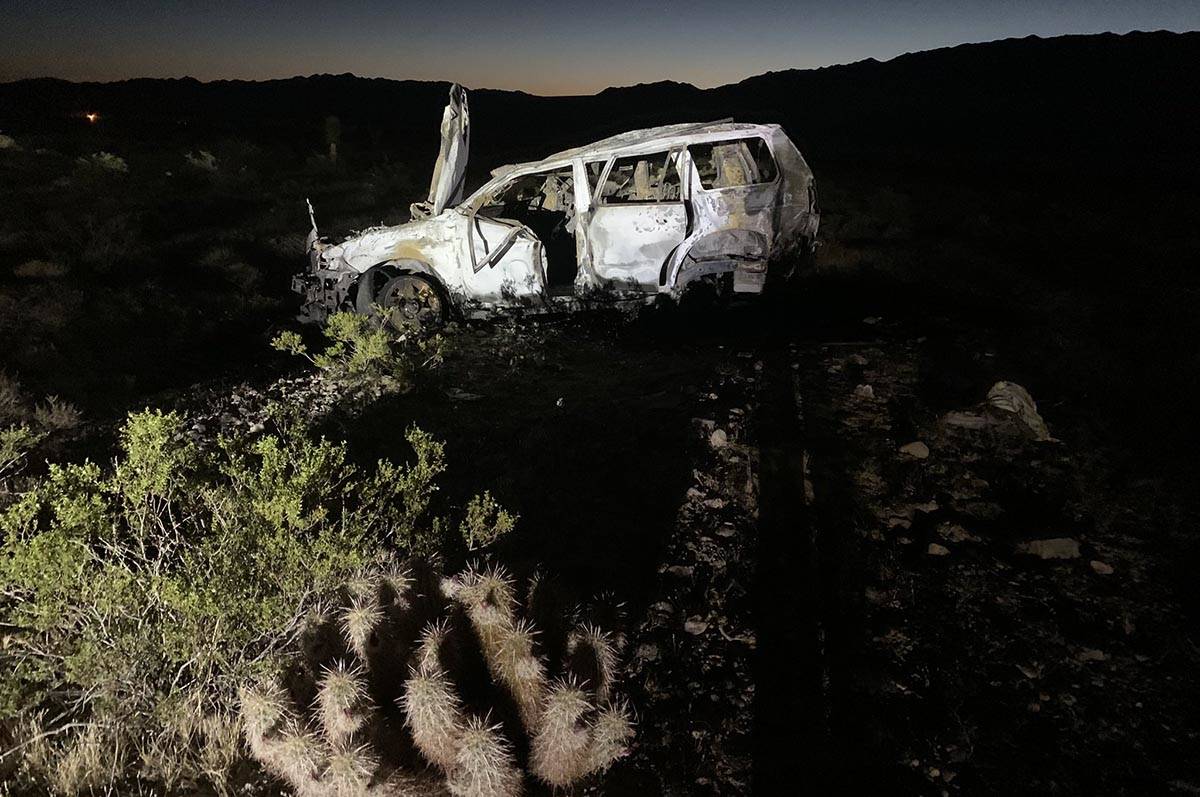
[0,406,510,794]
[272,311,416,399]
[460,490,518,551]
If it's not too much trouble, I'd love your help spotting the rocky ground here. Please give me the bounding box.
[791,321,1200,794]
[28,299,1200,795]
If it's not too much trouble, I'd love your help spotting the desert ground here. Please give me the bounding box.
[1,31,1198,795]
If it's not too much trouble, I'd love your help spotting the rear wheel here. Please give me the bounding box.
[374,273,446,333]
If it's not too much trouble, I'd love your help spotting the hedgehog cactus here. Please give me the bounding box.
[239,560,634,796]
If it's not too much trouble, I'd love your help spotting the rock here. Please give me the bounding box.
[854,384,875,400]
[14,259,69,279]
[715,524,737,538]
[248,421,265,434]
[710,428,728,449]
[1075,648,1109,663]
[686,487,705,500]
[684,617,709,635]
[941,410,992,430]
[986,381,1053,441]
[943,382,1054,441]
[1090,560,1114,575]
[938,523,975,543]
[635,643,660,662]
[665,565,694,578]
[927,543,951,556]
[899,441,930,459]
[849,353,869,366]
[1017,537,1081,560]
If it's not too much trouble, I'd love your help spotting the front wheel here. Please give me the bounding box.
[374,273,446,333]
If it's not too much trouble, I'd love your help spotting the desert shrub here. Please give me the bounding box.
[76,151,128,173]
[38,210,142,274]
[0,375,80,483]
[240,562,633,796]
[185,150,219,173]
[273,311,443,400]
[197,248,261,292]
[0,372,25,427]
[12,259,69,279]
[32,396,81,432]
[0,426,44,481]
[0,407,512,793]
[460,490,518,551]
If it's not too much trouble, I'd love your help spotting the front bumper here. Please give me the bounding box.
[293,243,356,323]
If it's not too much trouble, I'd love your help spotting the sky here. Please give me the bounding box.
[2,0,1198,95]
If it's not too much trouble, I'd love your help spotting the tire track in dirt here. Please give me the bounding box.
[751,352,828,792]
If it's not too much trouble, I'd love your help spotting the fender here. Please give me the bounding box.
[662,228,770,293]
[354,259,449,314]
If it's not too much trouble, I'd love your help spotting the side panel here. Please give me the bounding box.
[587,150,688,292]
[768,129,819,255]
[588,204,687,291]
[456,216,545,305]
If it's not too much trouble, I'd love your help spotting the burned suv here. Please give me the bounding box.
[294,84,818,327]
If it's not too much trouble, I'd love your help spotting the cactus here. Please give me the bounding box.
[239,560,634,796]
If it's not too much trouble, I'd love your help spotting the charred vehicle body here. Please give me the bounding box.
[294,85,819,326]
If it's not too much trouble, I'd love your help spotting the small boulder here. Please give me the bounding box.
[1018,538,1081,560]
[927,543,951,556]
[709,428,728,449]
[684,617,709,635]
[854,384,875,400]
[1090,560,1114,575]
[635,643,660,662]
[899,441,930,459]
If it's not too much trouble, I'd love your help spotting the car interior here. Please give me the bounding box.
[475,167,578,293]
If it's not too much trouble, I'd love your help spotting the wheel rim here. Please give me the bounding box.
[380,276,442,332]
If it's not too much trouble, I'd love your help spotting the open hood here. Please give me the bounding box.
[411,83,470,219]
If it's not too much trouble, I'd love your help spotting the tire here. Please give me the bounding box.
[373,273,447,333]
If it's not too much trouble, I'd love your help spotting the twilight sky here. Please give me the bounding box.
[2,0,1197,95]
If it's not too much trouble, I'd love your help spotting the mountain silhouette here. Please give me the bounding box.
[2,30,1197,182]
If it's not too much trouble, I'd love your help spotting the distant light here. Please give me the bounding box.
[85,112,99,123]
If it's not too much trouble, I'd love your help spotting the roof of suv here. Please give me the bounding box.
[493,120,780,177]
